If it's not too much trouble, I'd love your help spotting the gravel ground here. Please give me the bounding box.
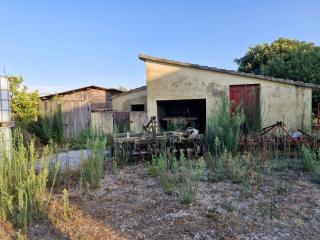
[16,160,320,239]
[73,163,320,240]
[49,149,91,171]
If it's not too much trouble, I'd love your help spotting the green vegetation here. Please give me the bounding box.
[0,129,59,231]
[80,136,107,189]
[9,76,40,125]
[28,103,64,144]
[111,125,129,172]
[62,188,70,220]
[204,93,245,154]
[235,38,320,110]
[301,145,320,183]
[148,153,204,204]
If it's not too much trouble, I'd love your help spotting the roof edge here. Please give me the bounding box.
[138,54,320,89]
[40,85,123,100]
[112,86,147,99]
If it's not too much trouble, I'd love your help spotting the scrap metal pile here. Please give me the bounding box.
[112,116,203,160]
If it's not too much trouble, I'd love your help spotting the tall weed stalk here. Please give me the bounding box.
[0,129,58,231]
[80,136,107,189]
[204,93,245,155]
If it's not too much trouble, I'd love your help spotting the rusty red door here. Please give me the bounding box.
[229,84,260,132]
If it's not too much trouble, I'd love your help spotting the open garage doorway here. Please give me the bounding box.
[157,99,206,133]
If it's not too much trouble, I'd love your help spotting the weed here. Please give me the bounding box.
[28,102,64,144]
[301,145,320,183]
[203,93,245,155]
[0,128,58,231]
[62,188,70,220]
[148,153,204,204]
[80,136,107,189]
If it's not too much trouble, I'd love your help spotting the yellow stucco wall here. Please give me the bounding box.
[112,88,147,112]
[144,61,312,132]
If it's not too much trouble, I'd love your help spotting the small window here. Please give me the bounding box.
[131,104,145,112]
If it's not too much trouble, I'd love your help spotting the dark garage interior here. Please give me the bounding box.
[157,99,206,133]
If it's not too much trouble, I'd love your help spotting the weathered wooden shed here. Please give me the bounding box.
[40,85,122,139]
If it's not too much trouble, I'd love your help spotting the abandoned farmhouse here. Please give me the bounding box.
[41,54,320,137]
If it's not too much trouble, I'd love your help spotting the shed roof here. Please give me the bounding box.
[139,54,320,89]
[112,86,147,99]
[40,85,123,100]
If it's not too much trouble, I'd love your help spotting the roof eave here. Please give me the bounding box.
[138,54,320,90]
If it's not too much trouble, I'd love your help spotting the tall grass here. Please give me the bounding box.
[204,93,245,155]
[0,129,59,231]
[80,136,107,189]
[111,125,129,172]
[148,153,204,203]
[301,145,320,183]
[68,126,107,150]
[28,103,64,144]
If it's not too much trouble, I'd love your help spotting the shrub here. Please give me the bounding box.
[212,149,248,183]
[0,129,59,231]
[80,136,107,189]
[176,156,204,204]
[148,154,167,177]
[148,153,204,204]
[28,103,64,145]
[111,125,130,171]
[301,145,320,183]
[301,145,316,172]
[204,93,245,155]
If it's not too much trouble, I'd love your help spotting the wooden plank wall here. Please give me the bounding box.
[42,88,119,139]
[60,90,91,139]
[90,112,113,134]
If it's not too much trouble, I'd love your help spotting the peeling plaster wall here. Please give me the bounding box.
[145,61,312,132]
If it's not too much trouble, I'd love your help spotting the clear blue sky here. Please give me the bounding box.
[1,0,319,94]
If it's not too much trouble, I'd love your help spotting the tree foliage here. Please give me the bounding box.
[235,38,320,111]
[235,38,320,82]
[9,76,40,125]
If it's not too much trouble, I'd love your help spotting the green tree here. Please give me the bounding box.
[9,76,40,125]
[235,38,320,111]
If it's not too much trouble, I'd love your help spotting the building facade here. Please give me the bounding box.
[112,54,320,133]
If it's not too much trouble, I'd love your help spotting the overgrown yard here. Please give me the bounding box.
[1,140,320,239]
[1,149,317,240]
[17,160,320,239]
[2,97,320,239]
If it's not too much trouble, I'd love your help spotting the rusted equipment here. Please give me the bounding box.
[112,117,203,160]
[239,121,315,150]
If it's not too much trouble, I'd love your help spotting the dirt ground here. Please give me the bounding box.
[23,162,320,239]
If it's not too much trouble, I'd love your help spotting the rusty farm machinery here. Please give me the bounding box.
[112,117,318,161]
[112,116,203,160]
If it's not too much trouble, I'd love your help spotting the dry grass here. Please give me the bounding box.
[0,219,15,240]
[47,199,126,240]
